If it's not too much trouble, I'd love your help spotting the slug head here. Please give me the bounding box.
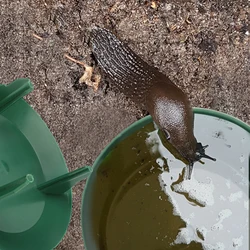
[194,143,216,162]
[153,94,198,163]
[150,88,216,170]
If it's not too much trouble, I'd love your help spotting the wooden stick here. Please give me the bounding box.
[64,54,87,68]
[32,33,43,41]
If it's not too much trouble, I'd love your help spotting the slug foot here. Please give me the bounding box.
[65,54,101,91]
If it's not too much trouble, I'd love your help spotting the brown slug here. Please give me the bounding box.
[90,27,215,179]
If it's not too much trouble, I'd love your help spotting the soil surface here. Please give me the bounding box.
[0,0,249,249]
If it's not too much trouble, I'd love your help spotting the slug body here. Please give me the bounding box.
[91,27,215,178]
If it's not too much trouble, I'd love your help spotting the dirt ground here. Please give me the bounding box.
[0,0,249,249]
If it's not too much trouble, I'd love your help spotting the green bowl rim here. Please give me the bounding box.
[81,107,250,249]
[88,107,250,172]
[194,107,250,133]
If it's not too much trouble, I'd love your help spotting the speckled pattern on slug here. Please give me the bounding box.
[155,99,186,130]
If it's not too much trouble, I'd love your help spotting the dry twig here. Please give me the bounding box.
[64,54,101,92]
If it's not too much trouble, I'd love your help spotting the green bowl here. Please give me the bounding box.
[0,79,71,250]
[81,108,250,249]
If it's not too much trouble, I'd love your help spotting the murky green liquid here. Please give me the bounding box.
[91,123,202,250]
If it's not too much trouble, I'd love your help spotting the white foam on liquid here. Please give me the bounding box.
[156,158,164,168]
[225,180,231,189]
[145,122,249,250]
[203,242,225,250]
[173,177,215,206]
[229,191,243,202]
[174,226,198,245]
[232,236,243,249]
[211,209,232,231]
[244,200,248,210]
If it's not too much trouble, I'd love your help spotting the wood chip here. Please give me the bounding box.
[110,2,119,13]
[185,15,192,24]
[151,1,157,9]
[65,54,101,92]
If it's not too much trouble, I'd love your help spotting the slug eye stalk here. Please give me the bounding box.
[195,143,216,162]
[185,143,216,180]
